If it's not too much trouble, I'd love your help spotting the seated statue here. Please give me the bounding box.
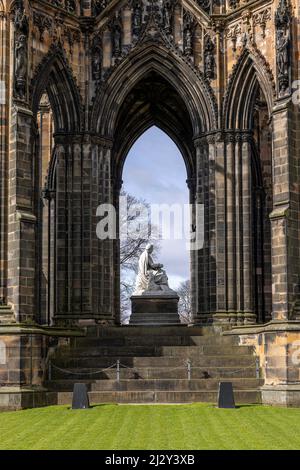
[133,243,174,295]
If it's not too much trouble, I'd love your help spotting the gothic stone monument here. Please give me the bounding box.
[130,244,180,325]
[0,0,300,408]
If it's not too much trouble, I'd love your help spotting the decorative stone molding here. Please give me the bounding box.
[226,22,242,52]
[32,9,81,49]
[252,7,271,39]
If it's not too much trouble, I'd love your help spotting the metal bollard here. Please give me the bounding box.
[255,357,260,379]
[187,359,191,381]
[116,359,120,382]
[48,361,52,381]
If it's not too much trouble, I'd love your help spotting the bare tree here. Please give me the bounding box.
[177,279,192,323]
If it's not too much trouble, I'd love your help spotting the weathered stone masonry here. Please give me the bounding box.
[0,0,300,407]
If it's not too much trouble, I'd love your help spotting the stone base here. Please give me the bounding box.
[130,293,180,325]
[0,386,57,410]
[224,321,300,407]
[261,385,300,407]
[0,305,15,324]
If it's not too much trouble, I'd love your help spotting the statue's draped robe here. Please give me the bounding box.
[134,250,169,294]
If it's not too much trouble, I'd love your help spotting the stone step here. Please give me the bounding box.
[45,378,263,392]
[60,346,159,357]
[72,334,238,348]
[153,345,254,356]
[60,344,253,358]
[126,335,239,346]
[55,389,262,404]
[130,315,181,325]
[84,326,204,337]
[48,365,259,381]
[54,354,256,368]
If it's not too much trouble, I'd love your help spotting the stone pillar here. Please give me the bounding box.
[213,132,255,325]
[187,176,196,321]
[241,134,255,323]
[208,137,217,315]
[90,138,115,324]
[232,133,255,324]
[270,99,299,321]
[192,138,209,321]
[214,135,226,316]
[225,133,237,314]
[54,143,68,321]
[0,8,8,309]
[7,106,37,323]
[54,137,97,324]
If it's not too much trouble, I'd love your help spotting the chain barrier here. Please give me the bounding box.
[48,362,118,380]
[48,358,260,381]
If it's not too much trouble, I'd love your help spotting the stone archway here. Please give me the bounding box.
[90,42,217,325]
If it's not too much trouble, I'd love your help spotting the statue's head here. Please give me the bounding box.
[145,243,153,253]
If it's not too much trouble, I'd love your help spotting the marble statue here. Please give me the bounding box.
[133,243,175,295]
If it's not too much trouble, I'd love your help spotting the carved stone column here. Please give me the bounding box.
[90,138,115,324]
[240,133,255,323]
[224,132,237,315]
[53,136,108,325]
[0,8,8,309]
[192,137,209,322]
[213,133,226,318]
[231,132,255,324]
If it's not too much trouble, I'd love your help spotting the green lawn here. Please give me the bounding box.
[0,403,300,450]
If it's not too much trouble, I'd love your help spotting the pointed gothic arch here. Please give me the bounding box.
[221,47,275,324]
[112,70,196,182]
[30,46,82,133]
[91,42,218,137]
[223,47,275,129]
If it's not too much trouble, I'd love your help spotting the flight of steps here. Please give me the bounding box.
[45,326,262,405]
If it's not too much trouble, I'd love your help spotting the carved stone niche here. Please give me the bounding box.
[92,34,103,81]
[183,11,196,59]
[204,34,216,80]
[131,0,143,40]
[109,11,123,59]
[13,0,29,100]
[275,0,292,97]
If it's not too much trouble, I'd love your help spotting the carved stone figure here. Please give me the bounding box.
[15,34,27,98]
[183,12,194,57]
[276,30,289,76]
[133,244,174,295]
[110,13,122,58]
[92,36,103,80]
[275,0,291,95]
[13,1,28,99]
[14,0,29,34]
[132,1,143,39]
[162,0,172,35]
[204,35,215,80]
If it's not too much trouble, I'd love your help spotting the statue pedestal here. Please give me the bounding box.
[130,292,180,325]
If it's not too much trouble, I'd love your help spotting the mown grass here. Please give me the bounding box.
[0,403,300,450]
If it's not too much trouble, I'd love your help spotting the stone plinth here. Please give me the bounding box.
[130,292,180,325]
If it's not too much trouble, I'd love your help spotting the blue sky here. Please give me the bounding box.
[122,126,190,289]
